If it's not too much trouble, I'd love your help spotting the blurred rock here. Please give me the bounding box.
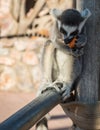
[10,49,22,61]
[31,66,42,88]
[0,56,15,66]
[14,38,28,51]
[0,66,16,90]
[0,38,45,92]
[22,51,39,66]
[0,48,9,55]
[26,39,41,51]
[13,62,34,92]
[0,39,14,47]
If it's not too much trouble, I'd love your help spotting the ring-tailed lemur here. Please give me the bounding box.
[36,8,91,130]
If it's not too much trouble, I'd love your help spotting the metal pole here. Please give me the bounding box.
[0,88,61,130]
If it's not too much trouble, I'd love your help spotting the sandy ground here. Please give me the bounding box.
[0,91,73,130]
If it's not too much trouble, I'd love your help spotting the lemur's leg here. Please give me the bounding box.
[37,40,55,96]
[36,117,49,130]
[36,41,55,130]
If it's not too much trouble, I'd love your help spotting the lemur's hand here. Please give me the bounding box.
[75,34,87,48]
[51,81,71,101]
[71,34,87,57]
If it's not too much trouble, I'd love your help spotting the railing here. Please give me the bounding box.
[0,87,100,130]
[0,88,61,130]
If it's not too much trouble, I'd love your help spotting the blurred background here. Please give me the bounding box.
[0,0,74,129]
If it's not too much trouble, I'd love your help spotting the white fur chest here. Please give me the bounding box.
[54,49,75,82]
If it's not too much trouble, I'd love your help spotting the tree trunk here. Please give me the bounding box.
[75,0,100,129]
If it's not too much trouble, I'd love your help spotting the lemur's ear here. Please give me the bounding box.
[50,8,63,20]
[78,9,91,33]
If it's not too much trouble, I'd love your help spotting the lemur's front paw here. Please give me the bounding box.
[52,81,71,101]
[52,81,63,93]
[61,85,71,101]
[40,82,53,94]
[75,34,87,47]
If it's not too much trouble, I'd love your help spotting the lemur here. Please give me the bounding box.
[36,8,91,130]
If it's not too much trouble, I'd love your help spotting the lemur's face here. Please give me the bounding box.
[57,21,79,44]
[50,8,91,44]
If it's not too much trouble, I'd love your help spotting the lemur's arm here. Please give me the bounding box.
[71,29,87,57]
[75,28,87,48]
[37,40,55,96]
[41,40,55,83]
[54,38,84,57]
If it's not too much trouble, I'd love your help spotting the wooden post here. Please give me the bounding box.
[75,0,100,129]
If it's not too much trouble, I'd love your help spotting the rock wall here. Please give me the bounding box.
[0,37,45,92]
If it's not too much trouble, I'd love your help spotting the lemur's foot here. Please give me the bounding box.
[61,86,71,101]
[52,81,63,93]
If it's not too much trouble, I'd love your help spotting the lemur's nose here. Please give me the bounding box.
[64,35,73,44]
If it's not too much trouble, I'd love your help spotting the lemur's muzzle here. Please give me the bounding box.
[63,29,79,45]
[64,35,74,45]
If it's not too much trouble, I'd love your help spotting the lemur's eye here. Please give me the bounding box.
[60,27,67,35]
[70,29,78,36]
